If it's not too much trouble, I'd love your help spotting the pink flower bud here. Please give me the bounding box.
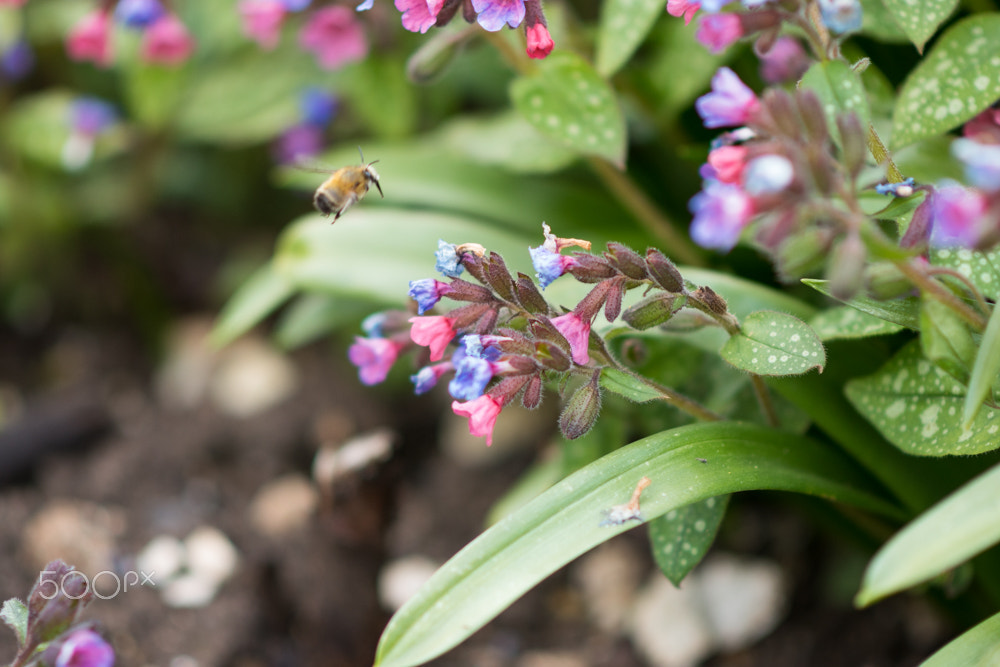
[141,14,195,66]
[299,6,369,69]
[239,0,288,50]
[526,23,554,58]
[66,10,114,67]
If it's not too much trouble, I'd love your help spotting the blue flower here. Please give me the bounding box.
[280,0,313,10]
[742,155,794,195]
[408,278,453,314]
[2,40,33,80]
[953,139,1000,192]
[361,312,388,338]
[470,0,525,31]
[449,356,493,400]
[529,245,575,289]
[114,0,166,29]
[929,182,988,248]
[817,0,862,33]
[300,88,338,127]
[689,181,754,252]
[875,177,915,197]
[68,97,118,136]
[435,240,464,278]
[462,334,502,361]
[412,365,446,394]
[356,0,375,10]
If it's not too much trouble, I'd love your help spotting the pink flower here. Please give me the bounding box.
[66,10,114,67]
[348,337,403,385]
[526,23,554,59]
[551,312,591,365]
[704,145,747,184]
[299,6,368,69]
[759,36,809,85]
[667,0,700,24]
[963,108,1000,145]
[695,67,760,129]
[929,184,990,248]
[394,0,444,33]
[452,394,504,446]
[695,13,743,53]
[409,316,456,361]
[239,0,288,50]
[55,629,114,667]
[141,14,195,65]
[0,0,27,6]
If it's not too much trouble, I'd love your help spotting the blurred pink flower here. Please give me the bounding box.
[667,0,700,24]
[452,395,503,446]
[299,6,368,69]
[526,23,553,58]
[0,0,28,6]
[394,0,444,34]
[239,0,288,50]
[348,337,404,385]
[141,14,195,65]
[66,10,114,67]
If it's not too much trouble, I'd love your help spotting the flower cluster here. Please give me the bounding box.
[67,0,195,68]
[389,0,554,59]
[2,560,115,667]
[349,226,731,445]
[273,87,339,164]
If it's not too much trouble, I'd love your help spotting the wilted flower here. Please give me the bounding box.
[435,240,465,277]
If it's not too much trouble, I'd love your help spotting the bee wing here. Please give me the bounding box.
[290,161,336,175]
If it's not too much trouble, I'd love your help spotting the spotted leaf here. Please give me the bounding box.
[595,0,665,77]
[846,342,1000,456]
[892,15,1000,148]
[510,52,627,166]
[800,60,871,147]
[720,310,826,376]
[810,305,904,341]
[930,246,1000,302]
[649,495,730,586]
[879,0,957,51]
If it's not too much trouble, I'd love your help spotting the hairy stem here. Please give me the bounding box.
[895,259,988,330]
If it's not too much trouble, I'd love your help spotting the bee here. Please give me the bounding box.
[309,148,384,222]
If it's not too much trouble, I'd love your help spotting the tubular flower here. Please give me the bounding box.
[55,629,115,667]
[408,278,455,314]
[703,145,748,184]
[348,337,404,385]
[695,13,743,53]
[238,0,288,49]
[411,362,452,394]
[300,6,369,69]
[526,23,554,59]
[667,0,700,25]
[695,67,760,129]
[452,394,504,446]
[529,245,579,289]
[141,14,196,65]
[66,10,114,67]
[395,0,444,33]
[114,0,166,29]
[449,356,494,400]
[551,312,591,365]
[759,36,809,84]
[929,184,989,249]
[689,180,755,251]
[409,316,457,361]
[472,0,525,31]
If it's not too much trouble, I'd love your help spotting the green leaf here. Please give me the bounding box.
[510,52,626,166]
[893,15,1000,148]
[122,59,189,130]
[920,294,976,385]
[859,0,910,43]
[641,18,726,118]
[437,111,577,174]
[802,278,920,330]
[858,461,1000,606]
[340,56,417,140]
[595,0,665,77]
[720,311,826,376]
[846,342,1000,456]
[374,422,902,667]
[930,246,1000,301]
[649,495,730,586]
[810,305,904,341]
[600,367,665,403]
[210,264,294,347]
[921,610,1000,666]
[879,0,957,51]
[800,60,871,145]
[1,598,27,646]
[963,304,1000,427]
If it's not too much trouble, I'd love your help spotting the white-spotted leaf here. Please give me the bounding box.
[800,60,871,145]
[649,495,730,586]
[846,342,1000,456]
[879,0,957,51]
[511,52,627,166]
[893,15,1000,148]
[962,303,1000,427]
[930,246,1000,301]
[720,311,826,376]
[810,305,904,341]
[802,278,920,330]
[596,0,665,77]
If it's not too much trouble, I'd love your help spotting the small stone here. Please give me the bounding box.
[154,318,218,410]
[313,428,394,491]
[184,525,239,585]
[516,650,588,667]
[248,474,318,537]
[698,552,785,650]
[628,575,714,667]
[573,541,644,633]
[136,535,186,585]
[208,337,298,418]
[377,555,439,612]
[22,500,125,578]
[160,571,222,609]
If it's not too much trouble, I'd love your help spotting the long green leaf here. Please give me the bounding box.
[857,461,1000,607]
[374,422,902,667]
[963,304,1000,427]
[802,278,919,329]
[921,610,1000,666]
[210,263,294,347]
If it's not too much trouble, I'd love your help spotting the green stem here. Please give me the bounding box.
[750,374,780,427]
[866,124,904,183]
[616,366,724,422]
[895,259,988,331]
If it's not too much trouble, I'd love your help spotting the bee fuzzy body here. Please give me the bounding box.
[313,161,383,222]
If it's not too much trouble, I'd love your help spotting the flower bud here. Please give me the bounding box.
[900,192,932,249]
[796,90,829,146]
[522,374,543,409]
[645,249,685,291]
[575,281,613,322]
[27,562,92,643]
[604,277,627,322]
[567,253,617,282]
[559,370,602,440]
[605,243,648,280]
[535,340,572,371]
[757,89,800,138]
[515,273,550,313]
[865,262,914,300]
[485,252,516,301]
[826,233,866,300]
[622,293,687,330]
[692,286,729,315]
[836,111,866,177]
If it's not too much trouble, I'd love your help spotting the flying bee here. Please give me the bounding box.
[305,148,383,222]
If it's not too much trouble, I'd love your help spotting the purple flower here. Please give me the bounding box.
[280,0,312,9]
[408,278,454,314]
[394,0,442,33]
[273,123,324,164]
[929,183,988,248]
[689,180,754,251]
[696,0,730,11]
[411,363,452,394]
[348,337,403,385]
[742,155,794,195]
[449,356,493,400]
[817,0,862,33]
[114,0,166,29]
[471,0,525,31]
[695,67,760,129]
[69,98,118,136]
[300,88,338,127]
[952,138,1000,193]
[1,39,33,80]
[759,36,809,84]
[462,334,507,361]
[56,629,114,667]
[696,13,743,53]
[435,240,464,278]
[529,245,578,289]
